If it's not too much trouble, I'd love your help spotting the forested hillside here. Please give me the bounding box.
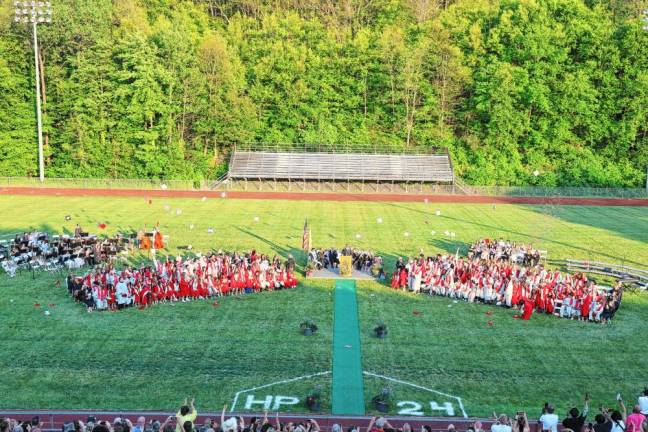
[0,0,646,185]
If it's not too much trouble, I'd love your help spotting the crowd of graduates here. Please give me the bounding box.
[390,238,622,323]
[65,250,299,312]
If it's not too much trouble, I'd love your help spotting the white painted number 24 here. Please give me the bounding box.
[397,401,455,416]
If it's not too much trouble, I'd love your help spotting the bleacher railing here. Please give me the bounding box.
[1,176,647,198]
[565,259,648,289]
[233,142,448,155]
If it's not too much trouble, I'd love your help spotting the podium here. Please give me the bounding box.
[339,256,353,278]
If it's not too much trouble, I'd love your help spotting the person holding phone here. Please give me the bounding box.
[513,412,530,432]
[491,414,512,432]
[564,394,590,432]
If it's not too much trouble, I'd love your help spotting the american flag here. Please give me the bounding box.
[302,219,312,251]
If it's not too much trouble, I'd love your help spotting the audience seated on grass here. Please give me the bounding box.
[65,249,298,312]
[391,239,622,323]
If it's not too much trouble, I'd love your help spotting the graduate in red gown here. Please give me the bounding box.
[581,289,593,321]
[390,270,399,289]
[398,268,408,289]
[521,297,535,320]
[153,226,164,250]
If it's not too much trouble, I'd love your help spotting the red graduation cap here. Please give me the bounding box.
[34,303,41,308]
[487,320,493,327]
[98,223,107,229]
[412,310,421,316]
[485,310,493,316]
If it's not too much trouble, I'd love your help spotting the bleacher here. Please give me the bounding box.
[228,150,454,183]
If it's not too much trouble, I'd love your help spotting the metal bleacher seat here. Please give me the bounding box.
[229,151,454,183]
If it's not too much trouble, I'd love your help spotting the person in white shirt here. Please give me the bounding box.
[115,277,131,309]
[492,415,512,432]
[539,405,560,432]
[639,389,648,415]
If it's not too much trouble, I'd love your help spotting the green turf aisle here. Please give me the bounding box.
[331,279,365,415]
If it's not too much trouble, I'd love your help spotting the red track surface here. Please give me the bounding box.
[1,186,647,206]
[0,410,493,432]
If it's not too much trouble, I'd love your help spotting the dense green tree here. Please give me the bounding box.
[0,0,646,186]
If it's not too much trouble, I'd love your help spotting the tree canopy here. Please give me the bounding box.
[0,0,646,186]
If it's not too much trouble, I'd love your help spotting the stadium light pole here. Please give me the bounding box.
[14,1,52,183]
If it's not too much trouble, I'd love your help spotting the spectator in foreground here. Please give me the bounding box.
[540,405,560,432]
[513,413,530,432]
[160,416,176,432]
[133,418,146,432]
[220,405,243,432]
[594,413,612,432]
[491,415,512,432]
[368,417,394,432]
[176,398,197,432]
[563,395,590,432]
[640,389,648,416]
[627,405,647,432]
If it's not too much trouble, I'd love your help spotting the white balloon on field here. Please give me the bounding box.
[435,210,441,216]
[376,217,383,224]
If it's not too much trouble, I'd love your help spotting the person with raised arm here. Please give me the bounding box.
[176,397,197,432]
[563,394,590,432]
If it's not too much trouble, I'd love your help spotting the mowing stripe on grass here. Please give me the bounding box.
[331,279,365,415]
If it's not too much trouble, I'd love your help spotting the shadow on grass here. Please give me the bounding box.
[235,226,308,271]
[385,202,648,267]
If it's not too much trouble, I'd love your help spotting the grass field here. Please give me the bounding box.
[0,195,647,417]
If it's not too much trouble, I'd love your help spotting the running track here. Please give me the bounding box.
[1,186,647,206]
